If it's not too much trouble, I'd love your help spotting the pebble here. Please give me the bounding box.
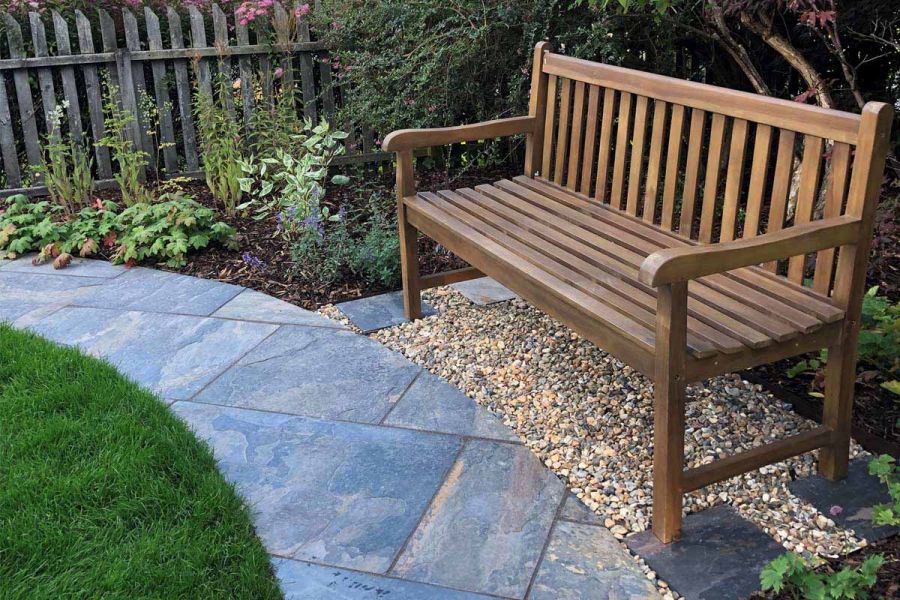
[323,288,867,598]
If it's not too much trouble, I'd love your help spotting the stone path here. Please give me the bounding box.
[0,256,658,600]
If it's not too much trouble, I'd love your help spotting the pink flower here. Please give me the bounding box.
[829,505,843,516]
[274,66,284,79]
[295,3,311,17]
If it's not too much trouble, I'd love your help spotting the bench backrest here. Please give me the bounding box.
[523,44,892,299]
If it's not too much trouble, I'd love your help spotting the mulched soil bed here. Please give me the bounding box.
[751,532,899,599]
[142,166,516,309]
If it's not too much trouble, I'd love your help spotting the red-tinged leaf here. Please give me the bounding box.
[125,258,137,269]
[92,197,104,210]
[793,89,816,104]
[79,238,98,257]
[53,252,72,270]
[103,231,118,248]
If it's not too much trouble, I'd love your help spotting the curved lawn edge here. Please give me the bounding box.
[0,324,282,599]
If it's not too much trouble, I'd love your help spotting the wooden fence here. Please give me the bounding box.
[0,2,385,197]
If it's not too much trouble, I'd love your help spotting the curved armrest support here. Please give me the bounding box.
[382,116,536,153]
[640,216,861,287]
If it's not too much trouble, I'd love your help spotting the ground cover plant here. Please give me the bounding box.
[0,325,281,598]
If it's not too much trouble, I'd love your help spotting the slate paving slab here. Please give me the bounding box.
[70,267,242,315]
[213,289,344,328]
[275,558,493,599]
[383,370,519,442]
[29,307,276,399]
[530,520,660,599]
[450,277,518,305]
[194,325,420,423]
[336,291,436,333]
[391,439,566,598]
[0,272,107,303]
[626,505,784,600]
[172,401,462,573]
[0,254,125,278]
[559,492,605,526]
[789,459,899,542]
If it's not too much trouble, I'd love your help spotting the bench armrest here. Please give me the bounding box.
[382,116,536,153]
[639,216,862,287]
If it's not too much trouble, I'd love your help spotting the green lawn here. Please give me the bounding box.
[0,324,282,599]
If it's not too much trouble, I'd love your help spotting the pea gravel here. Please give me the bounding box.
[321,287,869,598]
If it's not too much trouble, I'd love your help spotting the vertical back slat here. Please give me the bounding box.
[145,7,178,173]
[813,142,852,294]
[566,81,585,190]
[75,10,112,178]
[211,4,236,117]
[297,15,318,121]
[642,100,667,223]
[167,7,199,172]
[0,77,21,186]
[698,113,726,243]
[579,84,600,195]
[97,9,119,91]
[313,0,334,119]
[234,14,255,132]
[610,91,632,210]
[595,88,615,203]
[719,118,748,242]
[29,13,58,138]
[51,12,84,144]
[660,104,685,230]
[272,3,295,89]
[625,95,649,215]
[743,124,772,239]
[787,135,825,282]
[5,14,42,177]
[678,108,706,235]
[541,74,557,179]
[189,6,213,99]
[553,77,572,185]
[764,129,797,270]
[122,10,154,164]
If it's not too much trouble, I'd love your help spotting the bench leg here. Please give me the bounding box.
[819,337,855,480]
[398,210,422,320]
[653,282,687,543]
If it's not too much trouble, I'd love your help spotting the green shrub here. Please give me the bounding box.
[36,102,94,217]
[289,213,354,286]
[351,215,400,288]
[868,454,900,527]
[113,193,237,268]
[0,195,67,259]
[760,551,884,600]
[96,79,153,207]
[195,74,243,215]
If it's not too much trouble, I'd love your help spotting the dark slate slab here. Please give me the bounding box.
[213,289,344,328]
[530,520,660,599]
[194,325,420,423]
[383,370,519,442]
[789,458,899,542]
[0,272,107,303]
[171,402,462,573]
[0,254,125,278]
[450,277,518,305]
[275,558,492,599]
[70,268,242,316]
[559,492,605,526]
[28,307,276,399]
[626,505,784,600]
[336,291,436,333]
[391,439,565,598]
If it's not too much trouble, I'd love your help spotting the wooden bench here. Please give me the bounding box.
[382,43,893,543]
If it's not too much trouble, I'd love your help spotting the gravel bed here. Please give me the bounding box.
[320,288,868,597]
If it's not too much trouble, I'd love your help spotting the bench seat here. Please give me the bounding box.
[405,175,844,373]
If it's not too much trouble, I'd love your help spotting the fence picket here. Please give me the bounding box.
[234,13,255,131]
[0,76,21,186]
[144,7,178,173]
[51,12,84,145]
[4,14,42,180]
[211,4,235,116]
[272,3,295,89]
[75,10,112,177]
[28,12,58,143]
[189,7,213,99]
[297,15,317,122]
[167,7,199,172]
[97,10,120,92]
[122,10,155,165]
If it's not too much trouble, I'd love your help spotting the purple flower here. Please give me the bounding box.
[242,252,266,271]
[275,212,283,231]
[337,205,348,223]
[829,505,843,516]
[301,212,324,238]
